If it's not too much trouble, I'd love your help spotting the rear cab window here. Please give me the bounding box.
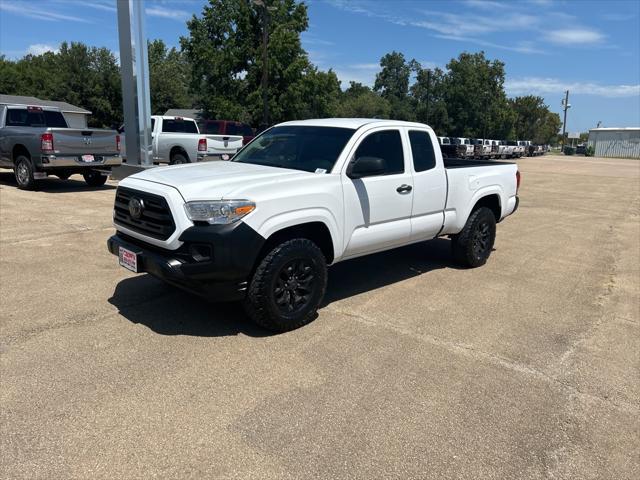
[6,108,67,128]
[162,118,199,133]
[408,130,436,172]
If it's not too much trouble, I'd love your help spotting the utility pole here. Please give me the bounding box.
[425,69,431,125]
[254,0,270,130]
[561,90,570,151]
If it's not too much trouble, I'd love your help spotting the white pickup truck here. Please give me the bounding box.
[108,119,519,332]
[120,116,243,164]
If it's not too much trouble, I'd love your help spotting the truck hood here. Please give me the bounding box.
[124,160,315,201]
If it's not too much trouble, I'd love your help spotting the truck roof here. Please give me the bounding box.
[2,104,62,112]
[277,118,431,130]
[152,115,198,121]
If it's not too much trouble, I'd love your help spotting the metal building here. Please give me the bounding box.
[588,127,640,159]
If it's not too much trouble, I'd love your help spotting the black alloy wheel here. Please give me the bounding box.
[273,258,316,315]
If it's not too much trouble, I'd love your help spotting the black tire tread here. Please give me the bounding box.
[83,171,108,187]
[451,206,496,268]
[244,238,327,332]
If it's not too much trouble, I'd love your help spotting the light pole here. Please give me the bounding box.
[560,90,570,151]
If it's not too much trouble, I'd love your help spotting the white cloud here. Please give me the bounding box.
[145,6,190,21]
[0,1,92,22]
[332,63,382,88]
[350,63,379,70]
[26,44,59,56]
[434,34,545,54]
[505,77,640,98]
[545,29,605,45]
[417,61,440,70]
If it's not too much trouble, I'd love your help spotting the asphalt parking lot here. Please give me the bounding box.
[1,154,638,479]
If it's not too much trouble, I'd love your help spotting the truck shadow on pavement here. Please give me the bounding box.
[108,237,461,337]
[0,172,116,192]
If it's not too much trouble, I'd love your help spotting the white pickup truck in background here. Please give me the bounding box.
[120,116,243,164]
[108,118,519,332]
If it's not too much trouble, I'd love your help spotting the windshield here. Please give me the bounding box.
[232,126,354,172]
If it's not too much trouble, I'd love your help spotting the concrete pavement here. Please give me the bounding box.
[1,155,638,479]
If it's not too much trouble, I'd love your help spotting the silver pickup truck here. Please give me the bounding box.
[119,116,244,164]
[0,104,121,189]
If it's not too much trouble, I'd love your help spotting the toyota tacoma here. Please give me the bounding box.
[108,119,520,332]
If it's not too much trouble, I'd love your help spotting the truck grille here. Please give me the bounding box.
[114,187,175,240]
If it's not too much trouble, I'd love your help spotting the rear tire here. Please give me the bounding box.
[451,207,496,268]
[243,238,327,332]
[83,170,107,187]
[170,152,188,165]
[14,155,36,190]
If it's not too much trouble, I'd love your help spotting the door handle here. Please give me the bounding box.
[396,184,412,193]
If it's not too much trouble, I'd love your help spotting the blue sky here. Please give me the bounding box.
[1,0,639,132]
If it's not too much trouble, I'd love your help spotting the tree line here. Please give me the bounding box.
[0,0,561,144]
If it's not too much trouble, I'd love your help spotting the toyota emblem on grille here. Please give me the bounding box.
[128,197,145,219]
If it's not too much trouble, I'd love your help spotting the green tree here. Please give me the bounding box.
[444,51,511,138]
[510,95,561,144]
[295,67,341,118]
[410,64,449,134]
[181,0,324,126]
[0,55,20,94]
[373,51,414,120]
[337,82,390,118]
[148,39,192,115]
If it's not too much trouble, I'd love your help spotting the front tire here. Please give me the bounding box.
[83,170,107,187]
[244,238,328,332]
[14,155,36,190]
[451,207,497,268]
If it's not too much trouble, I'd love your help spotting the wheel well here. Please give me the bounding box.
[170,146,189,161]
[472,194,501,221]
[259,222,334,264]
[12,144,30,162]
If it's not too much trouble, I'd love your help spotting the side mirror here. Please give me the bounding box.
[347,156,386,179]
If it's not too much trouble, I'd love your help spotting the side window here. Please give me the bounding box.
[183,120,198,134]
[6,109,28,126]
[409,130,436,172]
[354,130,404,176]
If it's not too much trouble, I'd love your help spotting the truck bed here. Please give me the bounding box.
[443,158,515,169]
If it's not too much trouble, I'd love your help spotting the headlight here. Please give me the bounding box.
[184,200,255,224]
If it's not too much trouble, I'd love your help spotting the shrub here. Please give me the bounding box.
[585,145,595,157]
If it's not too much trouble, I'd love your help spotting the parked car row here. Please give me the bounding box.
[0,103,257,189]
[437,137,547,160]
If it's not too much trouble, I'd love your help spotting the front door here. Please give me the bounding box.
[341,128,414,258]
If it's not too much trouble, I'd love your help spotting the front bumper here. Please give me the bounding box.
[107,222,265,302]
[39,154,122,168]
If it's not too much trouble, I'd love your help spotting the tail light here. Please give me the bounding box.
[516,170,521,191]
[116,134,121,152]
[41,133,54,153]
[198,138,207,152]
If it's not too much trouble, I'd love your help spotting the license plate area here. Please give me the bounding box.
[118,246,139,272]
[81,154,95,163]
